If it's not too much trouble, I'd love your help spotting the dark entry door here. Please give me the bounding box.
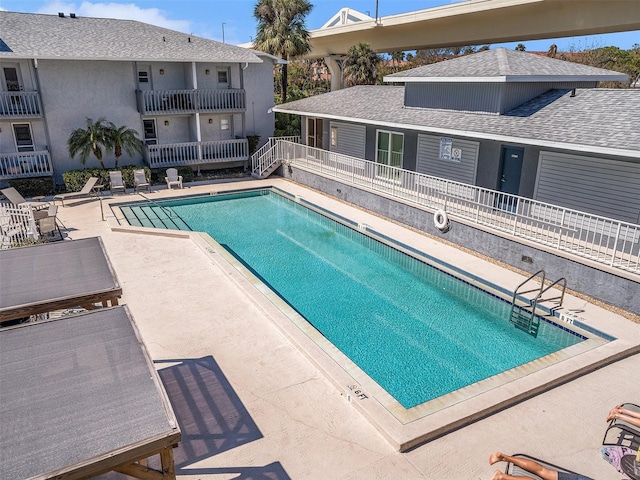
[498,146,524,211]
[499,146,524,194]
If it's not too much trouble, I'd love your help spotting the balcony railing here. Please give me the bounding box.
[146,139,248,168]
[254,139,640,276]
[0,92,42,118]
[0,151,53,180]
[137,89,245,115]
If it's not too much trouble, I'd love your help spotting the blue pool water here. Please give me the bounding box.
[128,190,584,408]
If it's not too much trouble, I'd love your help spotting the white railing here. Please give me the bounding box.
[251,136,300,177]
[0,151,53,179]
[138,89,245,114]
[146,139,249,168]
[0,203,39,249]
[0,92,41,117]
[197,89,245,111]
[201,139,248,161]
[263,140,640,276]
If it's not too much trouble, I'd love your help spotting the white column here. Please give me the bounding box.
[326,55,344,91]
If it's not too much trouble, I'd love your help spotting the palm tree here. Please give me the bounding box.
[391,51,405,70]
[68,117,109,169]
[253,0,313,103]
[342,43,382,87]
[105,122,144,168]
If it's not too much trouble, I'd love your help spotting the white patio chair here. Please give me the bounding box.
[109,171,127,195]
[165,168,183,189]
[134,169,151,193]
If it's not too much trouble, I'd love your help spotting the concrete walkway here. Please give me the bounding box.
[55,178,638,479]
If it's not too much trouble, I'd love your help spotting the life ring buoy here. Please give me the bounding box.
[434,209,450,232]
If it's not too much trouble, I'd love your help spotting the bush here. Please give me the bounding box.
[247,135,261,156]
[60,165,151,192]
[8,177,54,197]
[150,166,194,185]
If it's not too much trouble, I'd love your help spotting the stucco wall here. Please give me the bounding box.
[37,59,143,179]
[281,166,640,315]
[242,57,276,149]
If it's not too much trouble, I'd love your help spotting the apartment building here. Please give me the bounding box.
[0,11,278,183]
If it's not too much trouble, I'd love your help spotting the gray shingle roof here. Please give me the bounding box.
[275,85,640,155]
[385,48,628,82]
[0,11,261,63]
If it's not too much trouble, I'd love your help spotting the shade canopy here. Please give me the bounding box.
[0,237,122,322]
[0,306,180,478]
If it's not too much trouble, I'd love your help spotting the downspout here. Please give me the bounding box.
[240,63,248,148]
[31,58,56,189]
[192,61,202,175]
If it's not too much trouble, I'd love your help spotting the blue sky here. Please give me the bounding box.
[0,0,638,51]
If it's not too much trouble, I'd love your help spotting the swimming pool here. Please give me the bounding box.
[119,188,589,409]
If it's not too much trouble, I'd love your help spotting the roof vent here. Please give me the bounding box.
[58,12,65,18]
[163,36,166,42]
[570,88,576,97]
[188,37,191,43]
[70,13,76,18]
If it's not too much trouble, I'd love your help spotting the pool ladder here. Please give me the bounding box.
[509,269,567,337]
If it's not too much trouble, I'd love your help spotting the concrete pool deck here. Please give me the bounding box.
[54,177,639,479]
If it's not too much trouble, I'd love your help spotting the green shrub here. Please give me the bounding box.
[150,166,194,185]
[60,165,151,192]
[8,177,54,197]
[247,135,261,156]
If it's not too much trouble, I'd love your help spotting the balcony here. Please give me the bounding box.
[0,151,53,180]
[146,139,249,168]
[0,92,42,118]
[137,89,245,115]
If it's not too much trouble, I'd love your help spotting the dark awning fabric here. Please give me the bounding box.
[0,237,122,321]
[0,306,180,478]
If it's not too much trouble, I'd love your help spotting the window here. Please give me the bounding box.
[3,67,20,91]
[376,130,403,180]
[330,127,338,147]
[13,123,35,152]
[143,119,157,145]
[220,118,229,130]
[138,71,149,83]
[217,69,229,89]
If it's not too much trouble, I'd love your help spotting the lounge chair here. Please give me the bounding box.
[505,454,584,480]
[109,171,127,195]
[36,205,62,240]
[165,168,183,189]
[603,403,640,448]
[1,187,49,210]
[134,169,151,193]
[52,176,99,207]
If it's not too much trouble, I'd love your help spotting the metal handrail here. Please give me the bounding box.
[136,192,178,219]
[535,277,567,307]
[512,269,546,306]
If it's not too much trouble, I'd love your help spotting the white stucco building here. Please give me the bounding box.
[0,11,278,183]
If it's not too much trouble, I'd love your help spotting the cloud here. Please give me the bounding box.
[36,1,191,33]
